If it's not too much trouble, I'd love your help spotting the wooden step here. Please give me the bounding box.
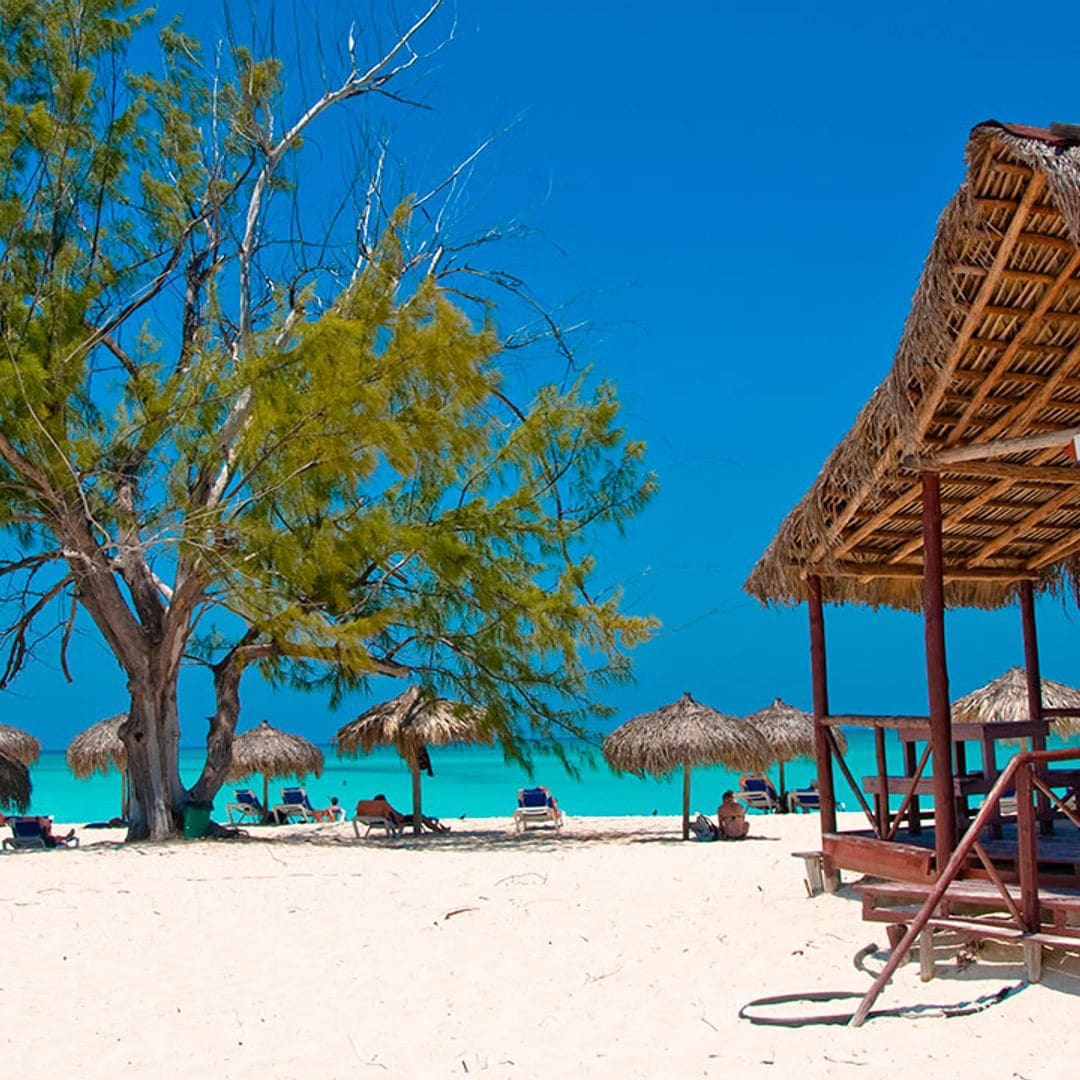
[822,833,934,883]
[927,917,1080,951]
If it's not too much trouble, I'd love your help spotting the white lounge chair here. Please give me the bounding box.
[513,787,563,833]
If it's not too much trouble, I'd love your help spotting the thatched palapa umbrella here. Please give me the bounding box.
[334,686,493,831]
[603,692,772,840]
[743,698,847,801]
[226,720,325,811]
[0,752,31,813]
[0,724,40,767]
[67,713,129,817]
[952,666,1080,738]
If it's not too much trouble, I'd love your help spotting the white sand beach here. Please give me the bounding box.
[3,811,1077,1079]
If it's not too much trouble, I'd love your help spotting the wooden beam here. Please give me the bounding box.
[944,248,1080,446]
[961,340,1072,361]
[951,265,1059,286]
[975,196,1061,217]
[1017,230,1075,252]
[942,388,1080,415]
[821,561,1037,582]
[915,426,1080,466]
[981,300,1080,325]
[834,487,922,559]
[933,460,1080,484]
[967,486,1078,566]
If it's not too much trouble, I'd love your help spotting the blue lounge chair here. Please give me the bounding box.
[736,775,782,813]
[786,787,821,813]
[3,817,79,851]
[226,789,269,824]
[513,787,563,833]
[272,787,317,823]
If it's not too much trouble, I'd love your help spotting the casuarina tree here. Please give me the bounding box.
[0,0,656,838]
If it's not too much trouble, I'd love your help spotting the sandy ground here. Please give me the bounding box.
[1,810,1077,1079]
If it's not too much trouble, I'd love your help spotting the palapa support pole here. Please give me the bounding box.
[1020,581,1052,835]
[411,762,423,834]
[807,575,838,855]
[682,763,691,840]
[921,471,956,866]
[262,773,269,814]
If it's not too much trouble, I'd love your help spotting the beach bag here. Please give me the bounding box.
[692,814,718,841]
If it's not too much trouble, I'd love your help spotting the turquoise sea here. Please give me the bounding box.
[16,726,906,822]
[25,725,1080,824]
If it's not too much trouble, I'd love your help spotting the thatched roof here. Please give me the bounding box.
[743,698,848,762]
[602,692,773,778]
[226,720,324,783]
[0,752,31,812]
[747,121,1080,612]
[0,724,40,767]
[66,713,127,779]
[334,686,493,767]
[952,665,1080,736]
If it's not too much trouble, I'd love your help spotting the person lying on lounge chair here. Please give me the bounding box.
[717,791,749,840]
[32,817,78,848]
[367,794,450,833]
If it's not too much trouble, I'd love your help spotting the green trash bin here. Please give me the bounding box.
[182,800,214,839]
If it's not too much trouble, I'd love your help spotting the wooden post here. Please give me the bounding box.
[1020,580,1052,835]
[682,764,691,840]
[1015,763,1040,932]
[874,726,889,837]
[921,471,956,866]
[411,763,423,834]
[903,741,921,834]
[262,772,269,814]
[807,575,838,848]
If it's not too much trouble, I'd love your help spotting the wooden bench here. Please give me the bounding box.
[791,850,826,896]
[822,832,935,884]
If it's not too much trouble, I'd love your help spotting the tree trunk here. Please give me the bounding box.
[188,650,246,804]
[411,763,423,834]
[121,679,185,840]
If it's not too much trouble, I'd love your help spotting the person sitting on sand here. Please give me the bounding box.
[717,791,749,840]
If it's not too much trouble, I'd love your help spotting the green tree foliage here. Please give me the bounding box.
[0,0,656,837]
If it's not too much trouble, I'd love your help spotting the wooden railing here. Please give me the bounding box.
[850,746,1080,1027]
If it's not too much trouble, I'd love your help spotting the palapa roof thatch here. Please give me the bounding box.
[0,723,40,767]
[334,686,493,767]
[743,698,847,762]
[226,720,324,783]
[747,121,1080,612]
[952,665,1080,737]
[66,713,127,779]
[603,692,773,777]
[0,752,31,812]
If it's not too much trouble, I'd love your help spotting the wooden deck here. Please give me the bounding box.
[824,817,1080,889]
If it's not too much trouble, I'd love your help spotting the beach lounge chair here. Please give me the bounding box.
[271,787,317,823]
[736,775,782,813]
[786,787,821,813]
[352,799,406,838]
[225,789,269,824]
[513,787,563,833]
[3,817,79,851]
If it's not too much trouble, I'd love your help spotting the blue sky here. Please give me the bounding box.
[7,1,1080,750]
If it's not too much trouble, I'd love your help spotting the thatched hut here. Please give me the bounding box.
[0,752,31,813]
[603,692,772,839]
[334,686,493,830]
[743,698,847,799]
[952,667,1080,738]
[67,713,128,817]
[225,720,325,811]
[0,724,40,768]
